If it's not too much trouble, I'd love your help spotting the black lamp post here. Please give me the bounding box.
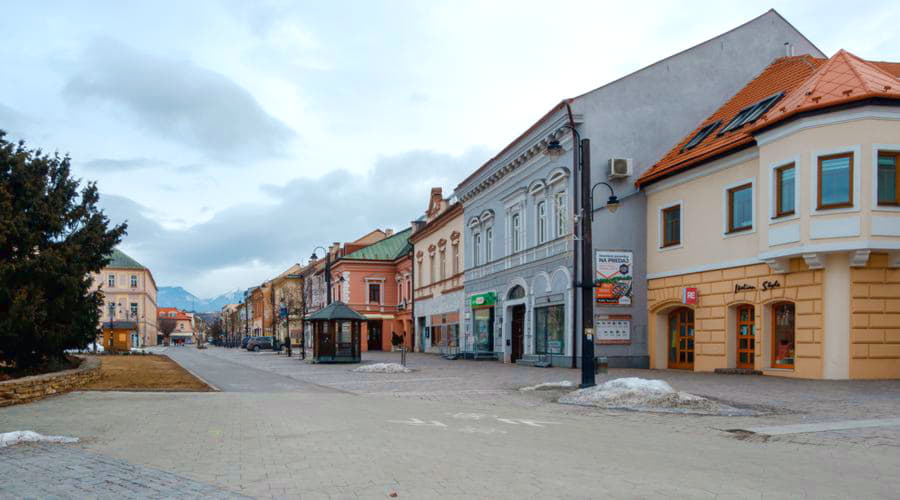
[545,130,619,389]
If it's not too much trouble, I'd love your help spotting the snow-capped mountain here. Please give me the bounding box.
[157,287,244,313]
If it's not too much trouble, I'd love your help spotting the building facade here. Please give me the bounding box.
[411,188,465,354]
[330,229,414,352]
[91,248,159,348]
[270,263,304,345]
[455,9,822,368]
[158,307,195,344]
[637,50,900,379]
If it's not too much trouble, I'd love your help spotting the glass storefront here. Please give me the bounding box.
[534,305,564,355]
[473,307,494,353]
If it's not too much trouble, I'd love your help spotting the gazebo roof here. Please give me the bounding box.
[307,301,367,321]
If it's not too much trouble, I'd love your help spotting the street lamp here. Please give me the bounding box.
[310,246,332,305]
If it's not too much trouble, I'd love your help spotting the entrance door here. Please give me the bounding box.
[668,308,694,370]
[736,305,755,369]
[511,305,525,362]
[367,320,383,351]
[318,322,335,358]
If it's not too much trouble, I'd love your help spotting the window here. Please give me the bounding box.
[417,260,423,286]
[537,201,547,244]
[130,303,138,318]
[107,302,116,320]
[661,205,681,248]
[719,92,784,136]
[439,249,446,281]
[368,283,381,304]
[556,193,568,237]
[485,228,493,262]
[452,244,459,275]
[130,275,138,288]
[681,120,721,152]
[108,274,115,287]
[818,152,853,209]
[535,305,564,355]
[511,214,521,253]
[429,255,435,284]
[508,285,525,300]
[774,164,795,217]
[772,302,795,369]
[727,183,753,233]
[473,233,482,266]
[877,152,899,206]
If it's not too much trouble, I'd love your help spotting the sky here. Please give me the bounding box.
[2,1,898,298]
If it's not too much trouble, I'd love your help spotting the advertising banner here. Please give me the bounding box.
[594,250,633,305]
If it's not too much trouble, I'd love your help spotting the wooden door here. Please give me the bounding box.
[367,321,382,351]
[736,305,755,369]
[318,322,335,357]
[511,305,525,362]
[667,308,694,370]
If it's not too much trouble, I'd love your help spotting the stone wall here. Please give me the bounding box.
[0,356,100,407]
[851,253,900,379]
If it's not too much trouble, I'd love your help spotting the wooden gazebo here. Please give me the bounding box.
[307,301,365,363]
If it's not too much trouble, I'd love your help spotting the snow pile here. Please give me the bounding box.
[520,381,575,392]
[0,431,78,448]
[353,363,412,374]
[559,377,737,415]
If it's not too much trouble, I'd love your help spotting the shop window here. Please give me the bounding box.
[368,283,381,304]
[727,183,753,233]
[771,302,795,369]
[736,305,755,369]
[473,307,494,353]
[817,152,853,209]
[535,305,564,355]
[661,204,681,248]
[537,201,547,244]
[877,151,899,206]
[774,164,795,217]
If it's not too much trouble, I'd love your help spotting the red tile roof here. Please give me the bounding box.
[637,50,900,187]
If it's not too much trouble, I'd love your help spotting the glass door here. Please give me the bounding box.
[668,308,694,370]
[736,305,755,369]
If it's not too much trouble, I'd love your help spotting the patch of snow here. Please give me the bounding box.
[519,380,575,392]
[65,343,103,354]
[0,431,78,448]
[353,363,412,374]
[559,377,748,415]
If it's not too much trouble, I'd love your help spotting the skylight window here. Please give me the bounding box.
[681,120,721,152]
[718,92,785,136]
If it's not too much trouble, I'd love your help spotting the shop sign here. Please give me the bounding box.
[682,287,699,305]
[734,280,780,293]
[470,292,496,308]
[594,250,633,305]
[595,314,631,343]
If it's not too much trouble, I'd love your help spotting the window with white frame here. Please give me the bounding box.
[537,201,547,244]
[108,274,116,287]
[485,227,493,262]
[130,274,138,288]
[511,213,521,253]
[452,243,459,274]
[473,232,482,266]
[555,192,568,237]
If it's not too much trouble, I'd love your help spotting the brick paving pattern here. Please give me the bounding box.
[0,443,246,499]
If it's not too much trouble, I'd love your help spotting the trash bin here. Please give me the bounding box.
[594,356,608,374]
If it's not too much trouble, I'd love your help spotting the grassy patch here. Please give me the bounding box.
[83,354,212,391]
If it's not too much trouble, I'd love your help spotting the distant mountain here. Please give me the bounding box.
[157,286,244,313]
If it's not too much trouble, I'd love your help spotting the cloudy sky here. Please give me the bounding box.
[2,1,898,297]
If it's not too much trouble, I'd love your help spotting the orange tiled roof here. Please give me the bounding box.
[637,50,900,187]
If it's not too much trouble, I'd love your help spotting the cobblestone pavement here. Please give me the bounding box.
[0,443,247,499]
[1,347,899,499]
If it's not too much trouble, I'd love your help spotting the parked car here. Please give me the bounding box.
[246,336,273,352]
[240,336,252,349]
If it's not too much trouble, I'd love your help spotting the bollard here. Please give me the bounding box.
[400,346,407,367]
[594,356,609,375]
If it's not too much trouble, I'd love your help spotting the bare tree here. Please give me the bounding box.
[280,281,305,358]
[158,317,176,346]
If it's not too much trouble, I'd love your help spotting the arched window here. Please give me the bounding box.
[537,201,547,244]
[508,285,525,300]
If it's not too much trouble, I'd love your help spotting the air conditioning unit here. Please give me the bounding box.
[608,158,633,179]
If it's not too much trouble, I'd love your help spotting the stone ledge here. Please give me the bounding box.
[0,356,100,407]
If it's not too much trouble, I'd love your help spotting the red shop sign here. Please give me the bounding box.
[682,287,699,305]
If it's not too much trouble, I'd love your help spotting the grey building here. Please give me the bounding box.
[455,10,823,368]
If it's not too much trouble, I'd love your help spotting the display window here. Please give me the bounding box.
[771,302,795,369]
[534,305,564,355]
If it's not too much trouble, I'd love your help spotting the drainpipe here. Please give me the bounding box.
[410,249,416,352]
[565,101,579,369]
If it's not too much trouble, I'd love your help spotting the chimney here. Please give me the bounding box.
[385,229,394,237]
[784,42,794,57]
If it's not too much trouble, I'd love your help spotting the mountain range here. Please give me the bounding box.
[157,286,244,313]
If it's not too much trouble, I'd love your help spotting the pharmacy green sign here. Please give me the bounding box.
[470,292,497,308]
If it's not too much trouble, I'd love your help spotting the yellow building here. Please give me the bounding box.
[637,51,900,379]
[91,248,159,348]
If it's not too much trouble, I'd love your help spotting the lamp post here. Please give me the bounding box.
[545,131,619,389]
[310,246,332,305]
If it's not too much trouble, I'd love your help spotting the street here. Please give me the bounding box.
[2,348,900,499]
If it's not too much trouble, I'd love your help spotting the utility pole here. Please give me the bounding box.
[579,138,596,388]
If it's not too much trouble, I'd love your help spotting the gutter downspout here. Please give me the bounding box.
[565,101,579,370]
